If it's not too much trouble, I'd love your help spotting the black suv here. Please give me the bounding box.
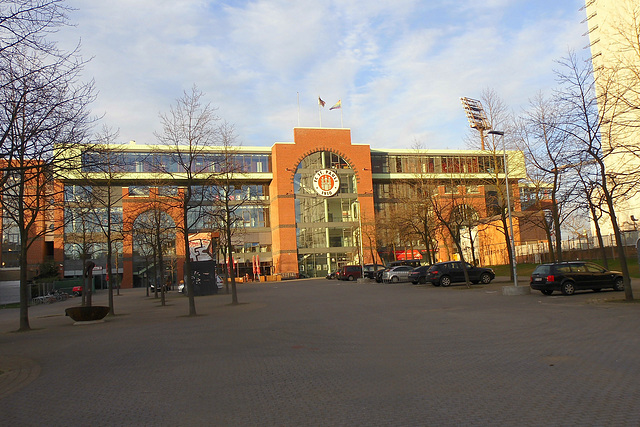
[408,265,431,284]
[363,264,386,279]
[425,261,495,287]
[530,261,624,295]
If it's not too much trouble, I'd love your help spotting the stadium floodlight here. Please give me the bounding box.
[460,97,491,150]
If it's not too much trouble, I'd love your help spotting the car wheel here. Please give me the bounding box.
[613,277,624,291]
[560,281,575,296]
[439,276,451,287]
[541,289,553,296]
[411,281,418,285]
[348,275,355,281]
[391,276,399,283]
[480,273,492,284]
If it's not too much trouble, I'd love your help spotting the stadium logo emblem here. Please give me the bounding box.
[313,169,340,197]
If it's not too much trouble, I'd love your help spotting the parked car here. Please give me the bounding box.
[408,265,431,284]
[363,264,386,279]
[389,259,422,268]
[530,261,624,296]
[150,283,171,293]
[338,265,362,281]
[425,261,495,287]
[375,268,387,283]
[326,270,338,279]
[382,265,414,283]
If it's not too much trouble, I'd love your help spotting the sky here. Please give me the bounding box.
[56,0,591,150]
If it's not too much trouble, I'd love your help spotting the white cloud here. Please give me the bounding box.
[55,0,589,148]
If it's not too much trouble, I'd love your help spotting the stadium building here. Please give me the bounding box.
[2,127,528,288]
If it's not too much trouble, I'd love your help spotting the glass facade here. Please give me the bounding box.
[82,151,270,174]
[294,151,360,278]
[371,153,503,174]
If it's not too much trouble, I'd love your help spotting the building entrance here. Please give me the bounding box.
[294,151,360,278]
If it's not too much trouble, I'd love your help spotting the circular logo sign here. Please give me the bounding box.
[313,169,340,197]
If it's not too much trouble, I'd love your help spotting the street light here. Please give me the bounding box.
[488,130,518,287]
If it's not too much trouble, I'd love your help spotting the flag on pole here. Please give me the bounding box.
[330,100,341,110]
[318,97,326,107]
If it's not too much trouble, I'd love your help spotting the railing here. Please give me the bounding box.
[515,231,640,264]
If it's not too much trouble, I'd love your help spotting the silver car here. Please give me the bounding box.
[382,265,414,283]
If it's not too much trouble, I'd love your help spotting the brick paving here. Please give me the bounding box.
[1,278,640,426]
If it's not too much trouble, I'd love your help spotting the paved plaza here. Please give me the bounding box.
[1,278,640,426]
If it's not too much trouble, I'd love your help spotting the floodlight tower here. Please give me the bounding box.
[460,97,491,150]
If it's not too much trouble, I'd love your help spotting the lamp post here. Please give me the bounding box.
[488,130,518,287]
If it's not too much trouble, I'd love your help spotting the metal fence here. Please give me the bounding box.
[516,230,640,265]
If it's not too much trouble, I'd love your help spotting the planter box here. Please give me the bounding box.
[65,306,110,322]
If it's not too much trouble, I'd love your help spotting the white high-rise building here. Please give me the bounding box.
[585,0,640,235]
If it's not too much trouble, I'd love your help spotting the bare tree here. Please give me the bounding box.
[0,1,72,57]
[155,85,220,316]
[210,122,248,305]
[63,186,100,306]
[471,89,521,280]
[75,127,126,315]
[516,92,582,262]
[0,44,95,331]
[131,198,176,306]
[427,182,476,287]
[554,51,635,300]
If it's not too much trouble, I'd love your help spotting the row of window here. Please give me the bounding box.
[65,184,269,201]
[371,154,504,174]
[81,152,271,174]
[64,205,270,234]
[373,182,483,199]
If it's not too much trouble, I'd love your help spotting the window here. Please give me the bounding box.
[128,186,149,197]
[571,264,587,273]
[585,263,605,273]
[466,185,479,194]
[444,184,459,194]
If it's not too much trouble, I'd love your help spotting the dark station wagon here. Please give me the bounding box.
[530,261,624,296]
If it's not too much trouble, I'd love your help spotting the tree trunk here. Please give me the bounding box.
[106,239,114,315]
[19,244,31,331]
[501,212,514,281]
[605,196,633,300]
[227,214,239,305]
[590,206,609,269]
[542,211,555,263]
[183,207,196,316]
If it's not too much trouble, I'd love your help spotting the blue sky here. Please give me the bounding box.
[58,0,590,149]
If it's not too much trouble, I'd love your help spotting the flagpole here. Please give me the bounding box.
[319,102,322,127]
[297,92,300,126]
[330,99,342,127]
